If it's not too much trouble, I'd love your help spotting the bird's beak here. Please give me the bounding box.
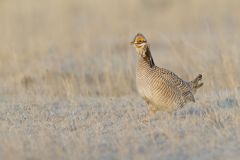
[130,41,134,45]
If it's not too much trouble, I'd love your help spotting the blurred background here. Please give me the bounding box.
[0,0,239,98]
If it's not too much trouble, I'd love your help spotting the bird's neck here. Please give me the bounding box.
[137,46,155,68]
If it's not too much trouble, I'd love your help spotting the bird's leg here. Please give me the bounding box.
[142,103,158,123]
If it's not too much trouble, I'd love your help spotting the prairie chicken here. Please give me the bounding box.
[130,33,203,118]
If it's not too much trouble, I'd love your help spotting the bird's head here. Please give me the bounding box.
[130,33,149,57]
[130,33,147,48]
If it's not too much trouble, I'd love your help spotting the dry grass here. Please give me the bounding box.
[0,0,240,159]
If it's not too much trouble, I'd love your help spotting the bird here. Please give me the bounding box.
[130,33,203,120]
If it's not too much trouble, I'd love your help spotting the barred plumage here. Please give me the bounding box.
[131,33,203,116]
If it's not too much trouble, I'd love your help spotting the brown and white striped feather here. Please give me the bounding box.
[136,55,195,112]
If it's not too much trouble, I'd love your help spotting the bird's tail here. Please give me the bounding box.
[190,74,203,94]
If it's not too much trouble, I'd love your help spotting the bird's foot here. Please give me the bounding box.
[139,114,150,124]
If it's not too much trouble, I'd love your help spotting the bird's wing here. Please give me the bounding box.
[157,67,195,102]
